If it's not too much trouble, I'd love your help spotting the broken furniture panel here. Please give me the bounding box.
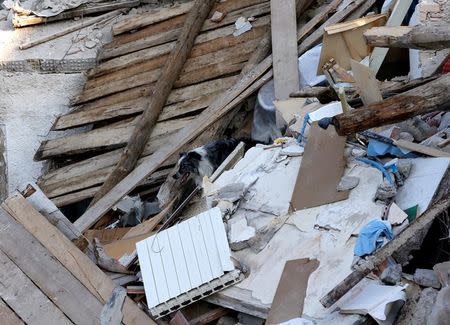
[137,207,242,318]
[318,14,387,74]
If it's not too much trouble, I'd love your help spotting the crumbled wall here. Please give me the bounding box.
[411,0,450,78]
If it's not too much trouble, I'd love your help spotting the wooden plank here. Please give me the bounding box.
[22,183,89,250]
[290,123,349,210]
[100,287,127,325]
[270,0,299,100]
[54,91,219,131]
[19,9,126,50]
[394,139,450,158]
[190,307,230,325]
[112,0,268,36]
[113,1,194,35]
[0,206,103,324]
[12,0,139,28]
[350,59,383,106]
[85,227,131,244]
[91,0,216,206]
[265,258,319,325]
[35,115,194,160]
[2,194,155,325]
[369,0,414,74]
[0,299,24,325]
[0,250,72,324]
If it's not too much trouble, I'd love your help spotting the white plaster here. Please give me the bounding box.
[0,71,85,193]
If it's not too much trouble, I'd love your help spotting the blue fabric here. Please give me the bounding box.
[367,140,418,158]
[354,220,394,257]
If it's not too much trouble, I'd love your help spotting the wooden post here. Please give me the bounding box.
[320,198,450,308]
[364,23,450,50]
[89,0,216,206]
[332,73,450,136]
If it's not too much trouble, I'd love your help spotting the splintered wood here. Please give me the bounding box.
[35,0,272,207]
[0,192,155,324]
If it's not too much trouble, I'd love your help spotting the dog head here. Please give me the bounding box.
[173,151,202,184]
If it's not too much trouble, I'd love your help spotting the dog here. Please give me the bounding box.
[173,138,259,186]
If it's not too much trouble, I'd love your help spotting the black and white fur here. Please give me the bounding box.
[173,138,258,186]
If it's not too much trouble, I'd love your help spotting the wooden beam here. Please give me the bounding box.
[0,299,24,325]
[0,206,104,324]
[332,74,450,136]
[350,59,382,106]
[22,183,89,250]
[364,23,450,50]
[2,193,155,325]
[271,0,299,100]
[0,250,72,324]
[320,198,450,308]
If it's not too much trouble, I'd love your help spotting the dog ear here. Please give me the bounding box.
[179,152,187,158]
[187,151,202,161]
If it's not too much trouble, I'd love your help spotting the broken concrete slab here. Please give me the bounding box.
[381,264,402,285]
[414,268,441,289]
[227,214,256,251]
[428,287,450,325]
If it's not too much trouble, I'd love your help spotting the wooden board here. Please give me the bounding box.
[2,193,155,325]
[0,206,103,325]
[317,14,386,74]
[394,139,450,158]
[350,59,383,106]
[270,0,299,100]
[290,123,349,210]
[0,299,24,325]
[0,250,72,324]
[265,258,319,325]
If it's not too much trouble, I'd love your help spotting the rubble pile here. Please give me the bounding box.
[0,0,449,324]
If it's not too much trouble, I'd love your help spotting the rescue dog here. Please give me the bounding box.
[173,138,258,186]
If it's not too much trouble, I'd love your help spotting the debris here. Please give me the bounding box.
[19,9,126,50]
[339,281,406,325]
[100,287,127,325]
[210,10,226,23]
[233,16,252,37]
[433,261,450,287]
[337,176,360,191]
[318,14,387,73]
[354,220,393,257]
[413,269,441,289]
[428,287,450,325]
[136,207,242,318]
[227,214,256,251]
[265,258,319,325]
[381,264,402,285]
[84,40,98,49]
[387,203,408,226]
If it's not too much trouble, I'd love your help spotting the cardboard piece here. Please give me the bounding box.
[266,258,319,325]
[290,123,349,210]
